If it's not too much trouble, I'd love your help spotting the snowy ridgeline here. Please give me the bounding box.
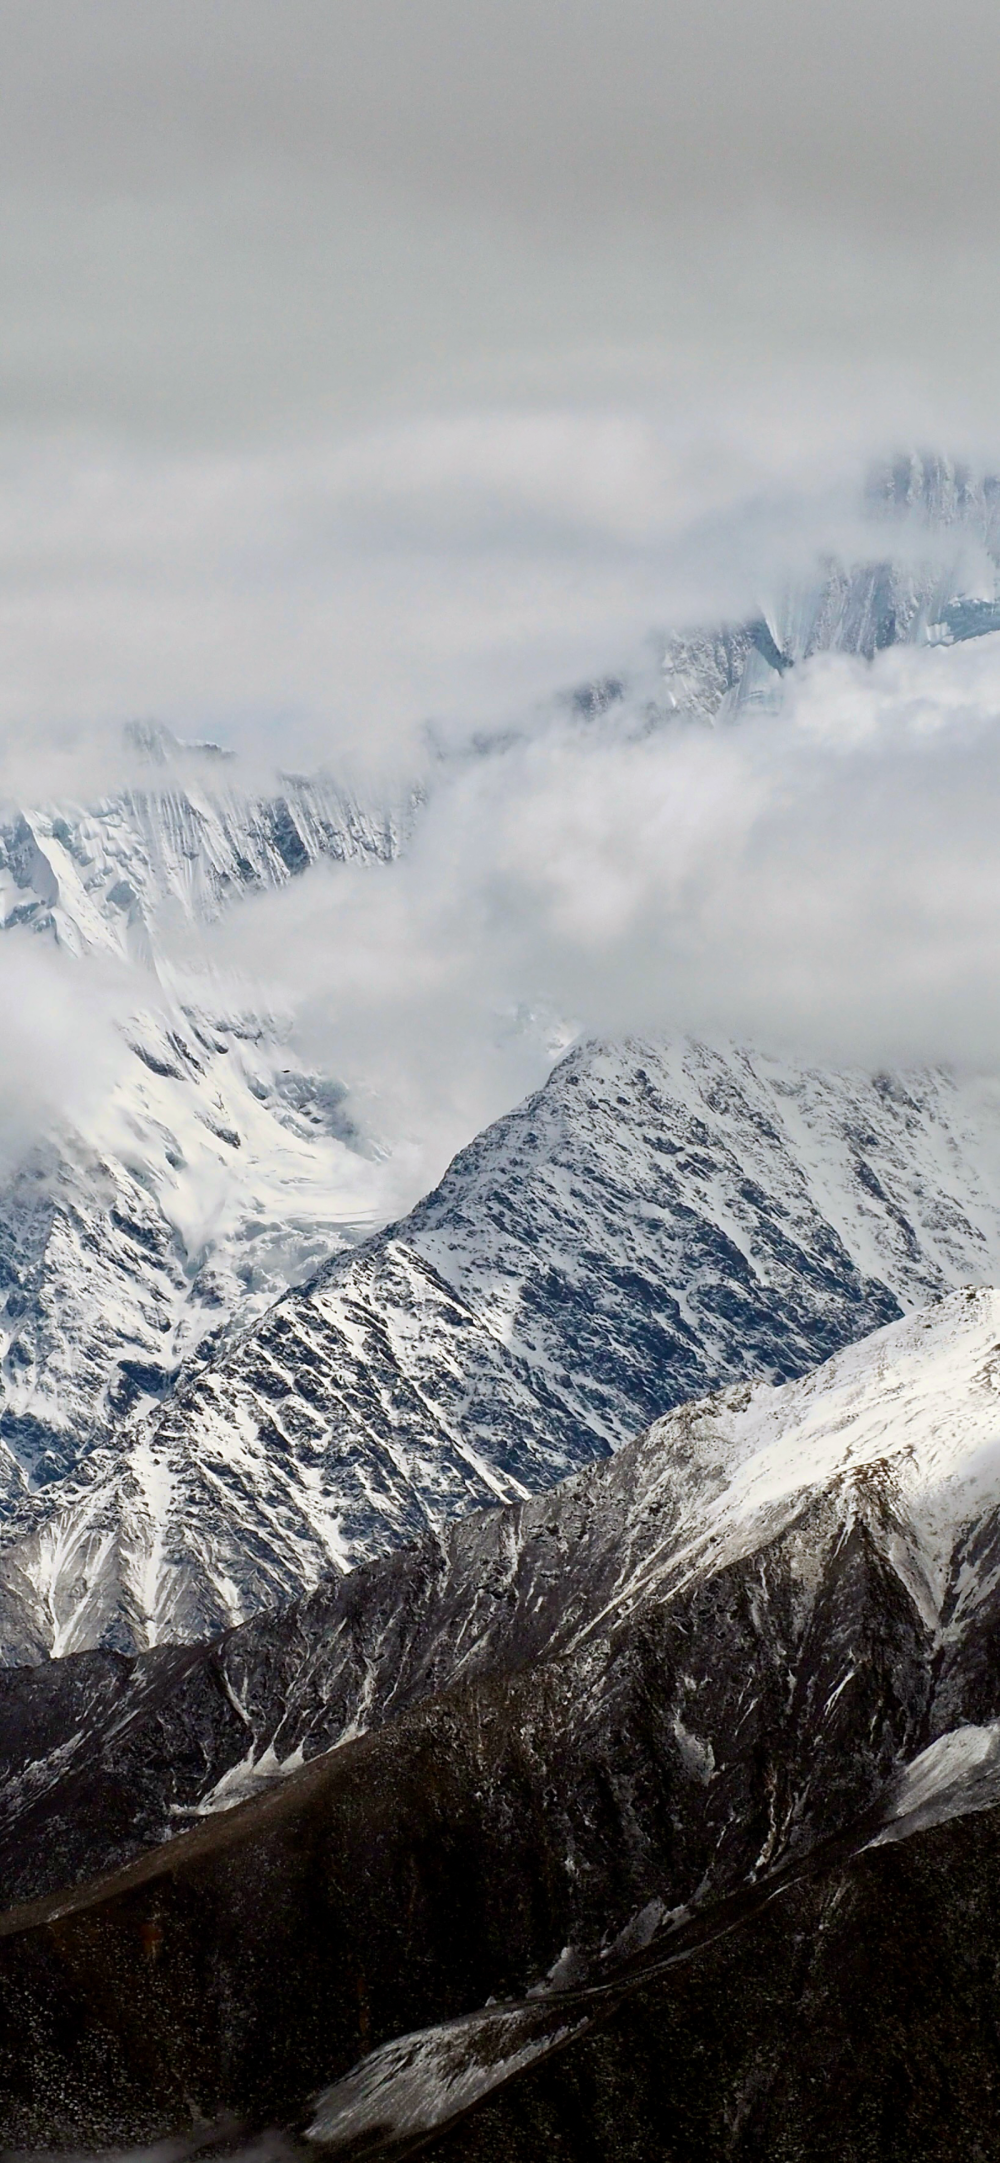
[6,1286,1000,1911]
[3,1037,1000,1660]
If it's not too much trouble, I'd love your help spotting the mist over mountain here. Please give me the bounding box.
[3,460,1000,2155]
[4,0,1000,2149]
[4,458,1000,1643]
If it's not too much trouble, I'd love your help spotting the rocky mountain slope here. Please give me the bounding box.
[4,1035,1000,1662]
[4,1290,1000,2151]
[5,455,1000,1503]
[379,1802,1000,2163]
[0,743,407,957]
[0,755,411,1487]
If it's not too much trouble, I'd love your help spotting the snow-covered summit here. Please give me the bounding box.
[5,1037,1000,1661]
[653,452,1000,724]
[0,765,408,959]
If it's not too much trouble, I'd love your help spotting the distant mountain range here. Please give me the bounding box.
[4,454,1000,1661]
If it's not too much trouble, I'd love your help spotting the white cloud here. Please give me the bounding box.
[191,630,1000,1202]
[7,624,1000,1214]
[0,934,136,1174]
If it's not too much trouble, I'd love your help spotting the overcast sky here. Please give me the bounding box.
[7,2,1000,1186]
[3,0,1000,766]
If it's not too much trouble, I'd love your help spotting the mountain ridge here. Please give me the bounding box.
[3,1289,1000,2150]
[5,1035,1000,1661]
[3,1285,1000,1903]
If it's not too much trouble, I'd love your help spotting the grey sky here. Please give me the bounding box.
[1,1,999,764]
[1,0,999,442]
[3,0,999,227]
[4,4,1000,1178]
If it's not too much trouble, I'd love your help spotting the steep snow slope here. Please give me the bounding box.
[6,1038,1000,1658]
[0,760,411,1484]
[0,1013,398,1490]
[0,759,406,957]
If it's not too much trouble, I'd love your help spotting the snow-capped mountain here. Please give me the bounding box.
[4,454,1000,1657]
[0,754,412,1487]
[3,455,999,1509]
[6,1036,1000,1662]
[0,744,407,956]
[653,453,1000,723]
[4,1288,1000,2151]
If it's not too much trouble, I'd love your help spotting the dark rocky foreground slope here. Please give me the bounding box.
[3,1294,1000,2152]
[414,1805,1000,2163]
[5,1794,1000,2163]
[2,1285,1000,1906]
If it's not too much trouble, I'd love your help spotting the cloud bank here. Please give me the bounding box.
[0,936,135,1177]
[177,629,1000,1197]
[4,2,1000,1203]
[6,620,1000,1211]
[2,2,1000,778]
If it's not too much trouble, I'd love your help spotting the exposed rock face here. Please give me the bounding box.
[412,1806,1000,2163]
[2,1293,1000,2151]
[4,1040,1000,1659]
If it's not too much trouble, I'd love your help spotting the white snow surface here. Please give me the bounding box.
[306,2000,588,2154]
[0,764,410,1495]
[8,1036,1000,1659]
[622,1285,1000,1634]
[873,1719,1000,1843]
